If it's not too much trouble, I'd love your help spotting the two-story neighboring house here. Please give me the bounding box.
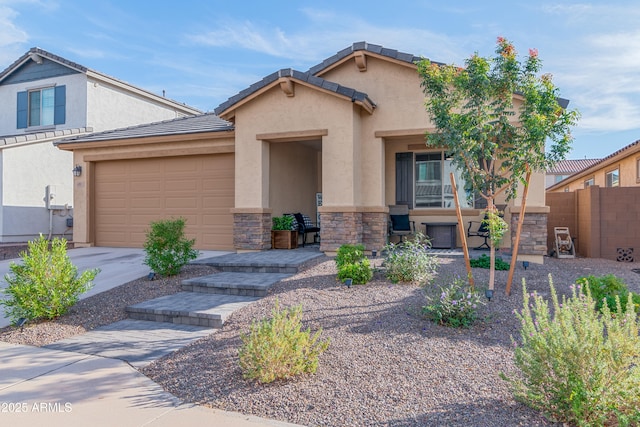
[0,47,201,243]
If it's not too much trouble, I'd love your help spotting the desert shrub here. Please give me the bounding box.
[423,276,484,328]
[143,217,198,277]
[1,235,99,323]
[335,244,372,285]
[502,276,640,426]
[469,253,510,271]
[383,233,439,283]
[238,300,330,384]
[575,274,640,314]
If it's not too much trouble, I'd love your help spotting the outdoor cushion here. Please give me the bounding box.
[301,214,315,228]
[390,214,411,231]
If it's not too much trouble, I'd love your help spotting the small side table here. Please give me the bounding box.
[421,222,457,249]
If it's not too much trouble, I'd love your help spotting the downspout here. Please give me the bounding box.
[47,209,53,240]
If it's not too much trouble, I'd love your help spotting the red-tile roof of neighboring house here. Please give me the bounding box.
[547,139,640,191]
[547,159,601,174]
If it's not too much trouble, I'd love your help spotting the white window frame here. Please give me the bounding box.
[605,168,619,188]
[27,86,55,127]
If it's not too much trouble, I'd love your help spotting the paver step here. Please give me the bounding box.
[192,250,324,274]
[126,292,260,328]
[182,272,290,296]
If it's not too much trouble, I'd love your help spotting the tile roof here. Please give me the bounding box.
[215,41,570,115]
[0,127,94,146]
[214,67,375,116]
[215,41,422,115]
[54,113,233,145]
[547,158,601,174]
[307,41,428,75]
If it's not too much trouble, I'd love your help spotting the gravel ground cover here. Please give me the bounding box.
[2,251,640,426]
[0,264,218,345]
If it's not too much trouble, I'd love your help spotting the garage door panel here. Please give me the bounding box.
[130,180,162,192]
[166,179,198,192]
[95,154,234,250]
[131,198,163,209]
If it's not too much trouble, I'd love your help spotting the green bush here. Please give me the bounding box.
[383,233,439,283]
[423,277,484,328]
[335,244,366,269]
[469,253,510,271]
[238,300,330,384]
[335,244,372,285]
[337,258,373,285]
[575,274,640,314]
[1,235,99,323]
[143,217,198,277]
[502,276,640,426]
[272,215,294,231]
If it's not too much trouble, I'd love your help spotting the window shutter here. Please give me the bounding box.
[54,85,66,125]
[17,91,28,129]
[395,152,413,209]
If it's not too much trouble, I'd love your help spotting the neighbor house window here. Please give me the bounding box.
[636,158,640,183]
[16,85,66,129]
[396,151,475,209]
[605,168,619,187]
[28,87,55,126]
[584,178,594,188]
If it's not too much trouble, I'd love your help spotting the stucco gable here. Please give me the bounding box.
[214,68,375,119]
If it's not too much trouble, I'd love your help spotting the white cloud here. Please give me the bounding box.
[186,8,468,66]
[0,5,28,64]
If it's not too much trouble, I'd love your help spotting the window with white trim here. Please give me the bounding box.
[584,178,594,188]
[28,87,55,126]
[605,168,619,187]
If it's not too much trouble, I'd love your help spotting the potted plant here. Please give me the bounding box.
[271,215,298,249]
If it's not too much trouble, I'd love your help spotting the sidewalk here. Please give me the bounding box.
[0,342,302,427]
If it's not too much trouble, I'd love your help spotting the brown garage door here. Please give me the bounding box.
[94,154,234,250]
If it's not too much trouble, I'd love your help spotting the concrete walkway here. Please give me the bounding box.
[0,342,302,427]
[0,247,315,427]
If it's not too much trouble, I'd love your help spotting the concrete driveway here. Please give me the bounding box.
[0,247,229,329]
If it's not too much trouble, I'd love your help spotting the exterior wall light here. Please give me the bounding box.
[72,165,82,177]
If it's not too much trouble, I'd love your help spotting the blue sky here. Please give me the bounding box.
[1,0,639,160]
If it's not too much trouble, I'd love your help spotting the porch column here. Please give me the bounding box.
[233,138,272,250]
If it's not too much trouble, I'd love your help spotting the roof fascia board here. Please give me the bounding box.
[312,51,418,78]
[217,76,374,119]
[56,129,235,150]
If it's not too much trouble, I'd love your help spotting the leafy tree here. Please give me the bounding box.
[417,37,579,294]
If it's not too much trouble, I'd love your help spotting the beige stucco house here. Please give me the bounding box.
[547,139,640,193]
[57,42,553,263]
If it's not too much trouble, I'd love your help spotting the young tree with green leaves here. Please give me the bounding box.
[417,37,579,295]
